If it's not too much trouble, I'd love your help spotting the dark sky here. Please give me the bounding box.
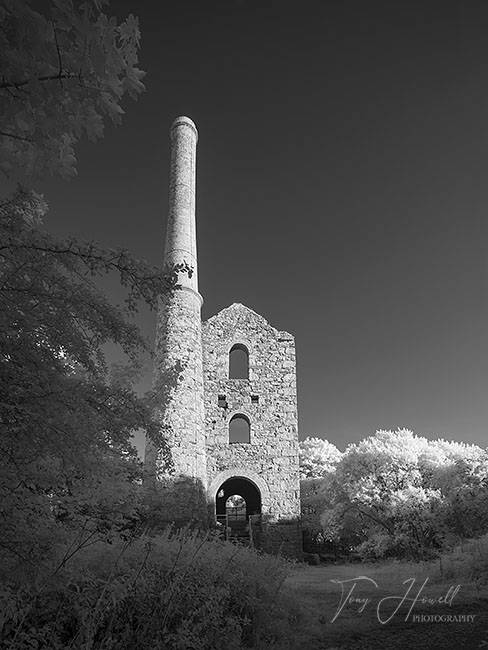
[3,0,488,452]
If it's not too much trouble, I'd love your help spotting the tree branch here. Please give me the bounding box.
[52,22,64,88]
[0,131,33,142]
[0,71,79,90]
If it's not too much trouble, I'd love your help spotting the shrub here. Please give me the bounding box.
[428,533,488,586]
[0,528,302,650]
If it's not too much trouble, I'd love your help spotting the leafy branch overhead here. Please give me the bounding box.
[0,0,146,178]
[1,186,191,370]
[0,186,189,574]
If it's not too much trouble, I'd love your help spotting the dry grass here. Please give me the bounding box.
[3,531,488,649]
[284,540,488,649]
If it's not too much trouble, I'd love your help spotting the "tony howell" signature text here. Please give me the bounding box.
[330,576,463,624]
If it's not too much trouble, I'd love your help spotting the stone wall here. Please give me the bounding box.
[145,286,207,524]
[202,303,301,556]
[144,116,208,525]
[145,118,302,553]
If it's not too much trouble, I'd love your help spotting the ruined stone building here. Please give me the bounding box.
[144,116,301,556]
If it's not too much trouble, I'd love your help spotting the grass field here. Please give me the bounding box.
[284,558,488,650]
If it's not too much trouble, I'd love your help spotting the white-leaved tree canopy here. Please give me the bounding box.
[0,184,191,579]
[0,0,145,178]
[299,437,342,479]
[299,429,488,560]
[0,1,192,581]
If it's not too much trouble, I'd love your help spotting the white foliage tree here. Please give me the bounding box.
[299,437,342,479]
[303,429,488,560]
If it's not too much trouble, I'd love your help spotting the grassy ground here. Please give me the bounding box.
[284,561,488,650]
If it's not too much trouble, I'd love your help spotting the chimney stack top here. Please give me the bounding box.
[170,116,198,141]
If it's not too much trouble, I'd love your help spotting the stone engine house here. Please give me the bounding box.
[145,116,301,556]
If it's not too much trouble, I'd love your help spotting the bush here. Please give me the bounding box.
[0,528,302,650]
[429,533,488,586]
[355,533,399,562]
[303,553,320,565]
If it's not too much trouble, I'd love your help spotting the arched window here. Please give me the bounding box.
[229,414,250,443]
[229,344,249,379]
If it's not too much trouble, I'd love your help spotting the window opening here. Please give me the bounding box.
[229,344,249,379]
[229,414,250,443]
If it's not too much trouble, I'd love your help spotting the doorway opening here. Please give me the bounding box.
[216,476,261,541]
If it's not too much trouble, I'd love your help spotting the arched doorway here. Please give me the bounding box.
[216,477,261,540]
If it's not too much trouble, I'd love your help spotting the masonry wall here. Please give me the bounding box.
[202,303,302,556]
[145,287,207,525]
[144,116,208,526]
